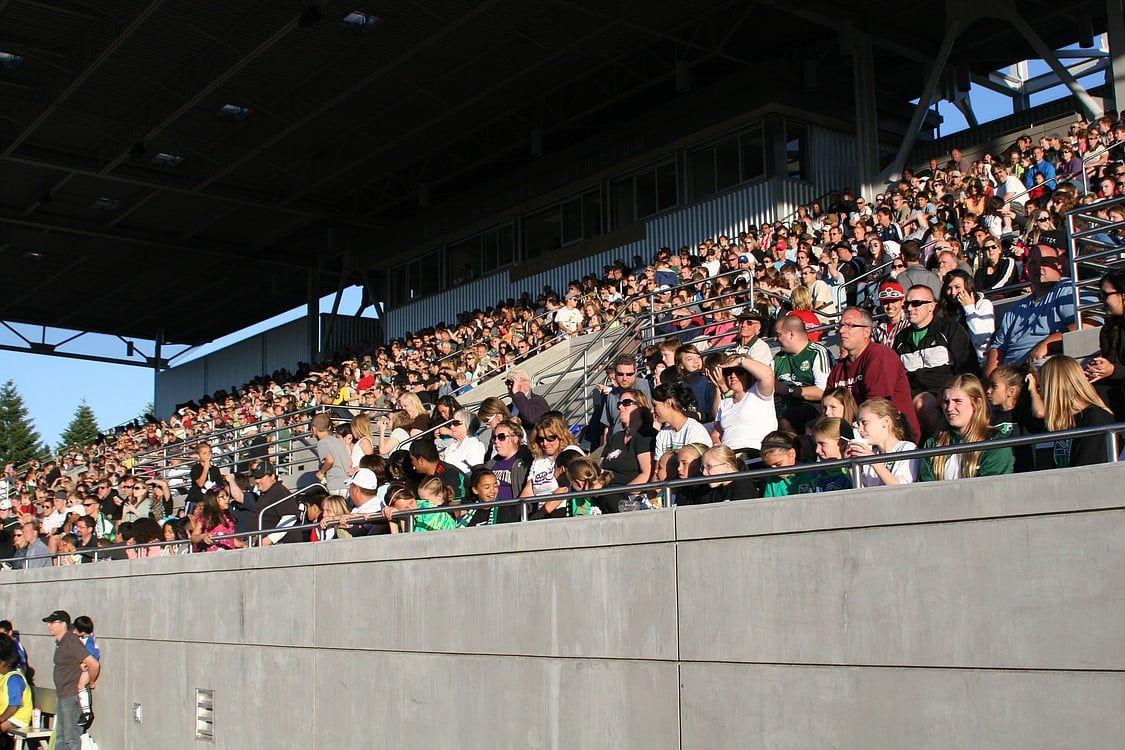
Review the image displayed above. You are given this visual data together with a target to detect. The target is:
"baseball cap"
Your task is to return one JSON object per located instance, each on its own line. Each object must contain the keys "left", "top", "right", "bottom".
{"left": 878, "top": 282, "right": 906, "bottom": 301}
{"left": 346, "top": 468, "right": 379, "bottom": 491}
{"left": 0, "top": 500, "right": 11, "bottom": 510}
{"left": 1036, "top": 229, "right": 1066, "bottom": 252}
{"left": 42, "top": 610, "right": 70, "bottom": 624}
{"left": 250, "top": 462, "right": 277, "bottom": 479}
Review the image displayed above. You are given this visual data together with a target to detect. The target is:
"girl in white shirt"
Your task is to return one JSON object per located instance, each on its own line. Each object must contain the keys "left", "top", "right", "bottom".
{"left": 845, "top": 398, "right": 919, "bottom": 486}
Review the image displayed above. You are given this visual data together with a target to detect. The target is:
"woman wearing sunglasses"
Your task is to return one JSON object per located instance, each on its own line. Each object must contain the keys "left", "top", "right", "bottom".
{"left": 439, "top": 409, "right": 486, "bottom": 473}
{"left": 519, "top": 411, "right": 583, "bottom": 517}
{"left": 600, "top": 389, "right": 658, "bottom": 488}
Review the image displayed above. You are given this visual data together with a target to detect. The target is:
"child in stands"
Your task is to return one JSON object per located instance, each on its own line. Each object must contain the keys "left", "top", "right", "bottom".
{"left": 73, "top": 615, "right": 99, "bottom": 730}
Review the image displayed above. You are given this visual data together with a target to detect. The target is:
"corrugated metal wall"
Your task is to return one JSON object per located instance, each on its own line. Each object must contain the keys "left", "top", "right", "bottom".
{"left": 808, "top": 124, "right": 859, "bottom": 194}
{"left": 155, "top": 358, "right": 205, "bottom": 418}
{"left": 321, "top": 315, "right": 382, "bottom": 356}
{"left": 154, "top": 318, "right": 310, "bottom": 418}
{"left": 645, "top": 180, "right": 778, "bottom": 251}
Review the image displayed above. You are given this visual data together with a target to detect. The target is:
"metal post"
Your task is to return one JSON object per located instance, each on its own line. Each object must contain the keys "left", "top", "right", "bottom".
{"left": 663, "top": 485, "right": 673, "bottom": 508}
{"left": 1109, "top": 0, "right": 1125, "bottom": 113}
{"left": 520, "top": 500, "right": 528, "bottom": 522}
{"left": 1108, "top": 430, "right": 1120, "bottom": 463}
{"left": 849, "top": 460, "right": 863, "bottom": 490}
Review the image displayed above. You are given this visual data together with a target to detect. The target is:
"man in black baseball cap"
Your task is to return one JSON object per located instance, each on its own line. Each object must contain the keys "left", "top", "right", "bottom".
{"left": 44, "top": 609, "right": 98, "bottom": 750}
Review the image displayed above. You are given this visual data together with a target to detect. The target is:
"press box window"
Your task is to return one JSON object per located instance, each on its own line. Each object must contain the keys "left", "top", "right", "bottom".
{"left": 688, "top": 125, "right": 765, "bottom": 201}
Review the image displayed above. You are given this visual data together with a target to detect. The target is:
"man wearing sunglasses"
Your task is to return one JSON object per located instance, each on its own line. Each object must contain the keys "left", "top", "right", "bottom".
{"left": 893, "top": 285, "right": 981, "bottom": 438}
{"left": 599, "top": 355, "right": 651, "bottom": 442}
{"left": 984, "top": 231, "right": 1097, "bottom": 377}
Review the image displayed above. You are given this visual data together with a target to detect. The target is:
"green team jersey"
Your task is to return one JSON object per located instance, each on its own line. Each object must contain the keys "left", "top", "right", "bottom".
{"left": 773, "top": 342, "right": 832, "bottom": 413}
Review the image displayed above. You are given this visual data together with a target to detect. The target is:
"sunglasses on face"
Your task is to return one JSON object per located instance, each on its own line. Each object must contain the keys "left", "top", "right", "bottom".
{"left": 618, "top": 399, "right": 638, "bottom": 408}
{"left": 614, "top": 370, "right": 636, "bottom": 377}
{"left": 905, "top": 300, "right": 933, "bottom": 308}
{"left": 535, "top": 435, "right": 560, "bottom": 443}
{"left": 493, "top": 433, "right": 514, "bottom": 441}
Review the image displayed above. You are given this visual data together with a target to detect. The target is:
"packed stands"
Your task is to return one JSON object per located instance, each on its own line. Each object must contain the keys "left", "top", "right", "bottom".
{"left": 2, "top": 110, "right": 1125, "bottom": 567}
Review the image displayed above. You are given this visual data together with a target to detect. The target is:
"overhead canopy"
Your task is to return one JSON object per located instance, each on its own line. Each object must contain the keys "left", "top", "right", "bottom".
{"left": 0, "top": 0, "right": 1112, "bottom": 345}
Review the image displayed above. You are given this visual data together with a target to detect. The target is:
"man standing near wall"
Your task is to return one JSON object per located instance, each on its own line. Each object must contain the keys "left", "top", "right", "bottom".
{"left": 43, "top": 610, "right": 98, "bottom": 750}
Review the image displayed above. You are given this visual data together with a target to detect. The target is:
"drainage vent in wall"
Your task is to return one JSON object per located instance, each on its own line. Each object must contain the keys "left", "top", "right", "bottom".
{"left": 195, "top": 688, "right": 215, "bottom": 742}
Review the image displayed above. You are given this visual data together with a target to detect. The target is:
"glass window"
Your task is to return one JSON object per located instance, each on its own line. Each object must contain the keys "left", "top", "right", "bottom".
{"left": 522, "top": 188, "right": 602, "bottom": 257}
{"left": 611, "top": 177, "right": 635, "bottom": 229}
{"left": 739, "top": 129, "right": 765, "bottom": 182}
{"left": 785, "top": 120, "right": 807, "bottom": 180}
{"left": 715, "top": 138, "right": 740, "bottom": 191}
{"left": 611, "top": 161, "right": 677, "bottom": 228}
{"left": 656, "top": 162, "right": 678, "bottom": 212}
{"left": 688, "top": 123, "right": 766, "bottom": 201}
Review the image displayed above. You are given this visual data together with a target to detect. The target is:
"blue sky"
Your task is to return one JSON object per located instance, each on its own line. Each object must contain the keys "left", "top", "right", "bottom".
{"left": 0, "top": 44, "right": 1110, "bottom": 449}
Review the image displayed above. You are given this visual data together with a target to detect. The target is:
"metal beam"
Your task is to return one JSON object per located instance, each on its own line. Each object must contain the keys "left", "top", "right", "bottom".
{"left": 4, "top": 148, "right": 379, "bottom": 229}
{"left": 0, "top": 340, "right": 166, "bottom": 368}
{"left": 98, "top": 3, "right": 307, "bottom": 175}
{"left": 1004, "top": 6, "right": 1102, "bottom": 119}
{"left": 0, "top": 203, "right": 306, "bottom": 267}
{"left": 188, "top": 0, "right": 504, "bottom": 196}
{"left": 255, "top": 11, "right": 635, "bottom": 224}
{"left": 1, "top": 0, "right": 167, "bottom": 158}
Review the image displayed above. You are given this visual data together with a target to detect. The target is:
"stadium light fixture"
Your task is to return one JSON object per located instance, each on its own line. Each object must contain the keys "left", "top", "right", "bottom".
{"left": 217, "top": 104, "right": 253, "bottom": 121}
{"left": 341, "top": 11, "right": 382, "bottom": 31}
{"left": 152, "top": 152, "right": 184, "bottom": 167}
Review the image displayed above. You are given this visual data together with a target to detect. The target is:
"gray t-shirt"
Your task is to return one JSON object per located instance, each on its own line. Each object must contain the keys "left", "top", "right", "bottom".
{"left": 317, "top": 435, "right": 351, "bottom": 492}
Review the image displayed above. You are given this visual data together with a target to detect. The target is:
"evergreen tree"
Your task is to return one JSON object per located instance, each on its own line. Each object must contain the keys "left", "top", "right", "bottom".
{"left": 58, "top": 400, "right": 100, "bottom": 452}
{"left": 0, "top": 380, "right": 46, "bottom": 466}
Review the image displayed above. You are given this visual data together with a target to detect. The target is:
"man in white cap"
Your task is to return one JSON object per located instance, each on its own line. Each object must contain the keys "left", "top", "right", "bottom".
{"left": 345, "top": 468, "right": 390, "bottom": 536}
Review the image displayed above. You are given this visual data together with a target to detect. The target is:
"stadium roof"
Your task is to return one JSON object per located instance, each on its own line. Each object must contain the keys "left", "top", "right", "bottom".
{"left": 0, "top": 0, "right": 1112, "bottom": 346}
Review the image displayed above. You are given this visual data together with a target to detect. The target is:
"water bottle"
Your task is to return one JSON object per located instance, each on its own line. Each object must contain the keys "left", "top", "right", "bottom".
{"left": 32, "top": 708, "right": 40, "bottom": 728}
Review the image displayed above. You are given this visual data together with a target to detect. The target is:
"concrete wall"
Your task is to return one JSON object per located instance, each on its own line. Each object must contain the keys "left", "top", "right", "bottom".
{"left": 2, "top": 463, "right": 1122, "bottom": 749}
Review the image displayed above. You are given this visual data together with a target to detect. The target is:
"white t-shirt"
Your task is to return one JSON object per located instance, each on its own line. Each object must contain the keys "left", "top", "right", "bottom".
{"left": 526, "top": 445, "right": 585, "bottom": 497}
{"left": 859, "top": 440, "right": 919, "bottom": 486}
{"left": 715, "top": 383, "right": 778, "bottom": 451}
{"left": 654, "top": 419, "right": 711, "bottom": 460}
{"left": 441, "top": 437, "right": 486, "bottom": 473}
{"left": 554, "top": 306, "right": 584, "bottom": 334}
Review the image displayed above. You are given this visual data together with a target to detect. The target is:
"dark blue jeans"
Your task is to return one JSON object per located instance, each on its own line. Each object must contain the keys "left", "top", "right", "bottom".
{"left": 55, "top": 694, "right": 82, "bottom": 750}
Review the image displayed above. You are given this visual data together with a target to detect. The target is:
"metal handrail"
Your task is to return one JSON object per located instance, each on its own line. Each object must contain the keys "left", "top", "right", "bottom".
{"left": 254, "top": 483, "right": 325, "bottom": 547}
{"left": 1065, "top": 195, "right": 1125, "bottom": 327}
{"left": 2, "top": 420, "right": 1120, "bottom": 569}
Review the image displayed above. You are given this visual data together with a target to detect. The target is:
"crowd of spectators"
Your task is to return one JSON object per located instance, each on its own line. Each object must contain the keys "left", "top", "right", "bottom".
{"left": 2, "top": 111, "right": 1125, "bottom": 566}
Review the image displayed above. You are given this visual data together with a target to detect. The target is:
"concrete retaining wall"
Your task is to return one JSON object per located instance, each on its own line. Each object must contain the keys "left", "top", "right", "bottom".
{"left": 2, "top": 463, "right": 1122, "bottom": 749}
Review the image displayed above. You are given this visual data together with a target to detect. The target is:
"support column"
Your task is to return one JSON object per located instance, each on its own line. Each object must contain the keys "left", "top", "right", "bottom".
{"left": 849, "top": 28, "right": 880, "bottom": 201}
{"left": 1108, "top": 0, "right": 1125, "bottom": 114}
{"left": 307, "top": 268, "right": 319, "bottom": 363}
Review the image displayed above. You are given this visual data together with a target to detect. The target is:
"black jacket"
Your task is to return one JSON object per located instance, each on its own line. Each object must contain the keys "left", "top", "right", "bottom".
{"left": 893, "top": 315, "right": 981, "bottom": 396}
